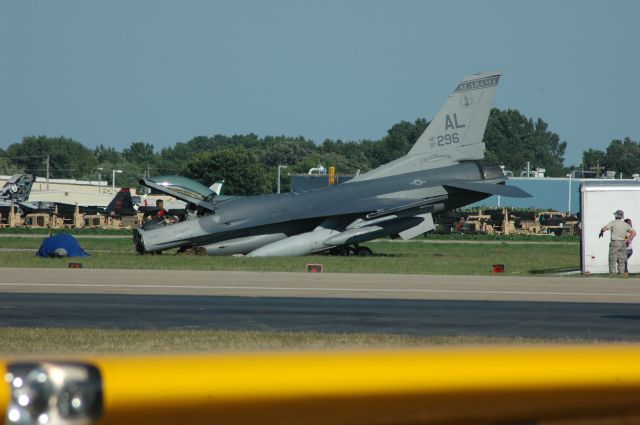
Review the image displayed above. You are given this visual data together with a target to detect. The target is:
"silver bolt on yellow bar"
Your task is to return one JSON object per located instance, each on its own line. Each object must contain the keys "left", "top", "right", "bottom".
{"left": 4, "top": 347, "right": 640, "bottom": 425}
{"left": 4, "top": 363, "right": 102, "bottom": 425}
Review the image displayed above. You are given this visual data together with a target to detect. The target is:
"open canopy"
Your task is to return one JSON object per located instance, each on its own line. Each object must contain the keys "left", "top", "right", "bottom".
{"left": 147, "top": 175, "right": 215, "bottom": 200}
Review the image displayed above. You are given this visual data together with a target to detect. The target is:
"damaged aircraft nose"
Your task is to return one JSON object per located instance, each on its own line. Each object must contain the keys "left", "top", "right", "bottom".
{"left": 133, "top": 229, "right": 146, "bottom": 254}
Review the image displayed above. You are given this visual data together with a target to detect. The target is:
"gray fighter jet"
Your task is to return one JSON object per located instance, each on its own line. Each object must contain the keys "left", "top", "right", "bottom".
{"left": 0, "top": 174, "right": 34, "bottom": 204}
{"left": 134, "top": 71, "right": 530, "bottom": 256}
{"left": 0, "top": 174, "right": 34, "bottom": 217}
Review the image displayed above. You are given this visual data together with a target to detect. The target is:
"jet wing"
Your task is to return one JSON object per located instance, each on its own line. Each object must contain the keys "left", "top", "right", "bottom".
{"left": 223, "top": 194, "right": 449, "bottom": 232}
{"left": 444, "top": 181, "right": 531, "bottom": 198}
{"left": 364, "top": 195, "right": 447, "bottom": 220}
{"left": 18, "top": 201, "right": 55, "bottom": 214}
{"left": 140, "top": 177, "right": 217, "bottom": 212}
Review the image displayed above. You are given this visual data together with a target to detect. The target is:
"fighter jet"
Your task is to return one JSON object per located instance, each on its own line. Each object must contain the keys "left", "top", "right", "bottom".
{"left": 0, "top": 174, "right": 34, "bottom": 204}
{"left": 0, "top": 174, "right": 35, "bottom": 218}
{"left": 134, "top": 71, "right": 530, "bottom": 256}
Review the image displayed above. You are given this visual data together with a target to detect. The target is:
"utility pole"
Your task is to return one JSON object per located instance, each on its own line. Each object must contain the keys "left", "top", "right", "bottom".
{"left": 567, "top": 173, "right": 572, "bottom": 213}
{"left": 590, "top": 160, "right": 604, "bottom": 177}
{"left": 46, "top": 155, "right": 50, "bottom": 190}
{"left": 112, "top": 169, "right": 123, "bottom": 194}
{"left": 277, "top": 165, "right": 288, "bottom": 194}
{"left": 97, "top": 167, "right": 103, "bottom": 194}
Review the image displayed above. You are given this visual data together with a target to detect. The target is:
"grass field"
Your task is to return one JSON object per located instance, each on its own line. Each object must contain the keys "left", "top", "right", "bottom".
{"left": 1, "top": 236, "right": 635, "bottom": 425}
{"left": 0, "top": 327, "right": 591, "bottom": 356}
{"left": 0, "top": 237, "right": 579, "bottom": 275}
{"left": 0, "top": 236, "right": 584, "bottom": 355}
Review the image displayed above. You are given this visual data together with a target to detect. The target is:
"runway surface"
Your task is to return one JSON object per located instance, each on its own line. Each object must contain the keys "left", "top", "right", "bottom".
{"left": 1, "top": 268, "right": 640, "bottom": 340}
{"left": 2, "top": 292, "right": 640, "bottom": 340}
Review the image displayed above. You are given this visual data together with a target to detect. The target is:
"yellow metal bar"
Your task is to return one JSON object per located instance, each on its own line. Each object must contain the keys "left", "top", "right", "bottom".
{"left": 4, "top": 345, "right": 640, "bottom": 425}
{"left": 0, "top": 371, "right": 6, "bottom": 420}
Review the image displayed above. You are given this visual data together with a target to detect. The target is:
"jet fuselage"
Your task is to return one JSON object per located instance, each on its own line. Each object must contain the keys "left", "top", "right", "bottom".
{"left": 133, "top": 162, "right": 501, "bottom": 255}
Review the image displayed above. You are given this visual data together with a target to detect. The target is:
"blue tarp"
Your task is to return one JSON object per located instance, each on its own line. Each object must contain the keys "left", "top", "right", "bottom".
{"left": 36, "top": 233, "right": 90, "bottom": 258}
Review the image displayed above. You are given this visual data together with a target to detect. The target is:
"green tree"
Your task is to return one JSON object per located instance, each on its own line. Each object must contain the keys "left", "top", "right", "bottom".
{"left": 94, "top": 145, "right": 122, "bottom": 164}
{"left": 123, "top": 142, "right": 156, "bottom": 164}
{"left": 181, "top": 147, "right": 271, "bottom": 195}
{"left": 580, "top": 138, "right": 640, "bottom": 177}
{"left": 484, "top": 109, "right": 567, "bottom": 176}
{"left": 259, "top": 137, "right": 317, "bottom": 168}
{"left": 385, "top": 119, "right": 428, "bottom": 158}
{"left": 581, "top": 148, "right": 606, "bottom": 173}
{"left": 603, "top": 137, "right": 640, "bottom": 177}
{"left": 6, "top": 136, "right": 97, "bottom": 179}
{"left": 0, "top": 149, "right": 22, "bottom": 174}
{"left": 161, "top": 134, "right": 262, "bottom": 163}
{"left": 320, "top": 139, "right": 372, "bottom": 173}
{"left": 366, "top": 119, "right": 429, "bottom": 168}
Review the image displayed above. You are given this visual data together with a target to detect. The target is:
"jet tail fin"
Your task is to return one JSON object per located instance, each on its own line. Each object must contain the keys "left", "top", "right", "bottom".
{"left": 351, "top": 71, "right": 501, "bottom": 182}
{"left": 408, "top": 71, "right": 500, "bottom": 160}
{"left": 105, "top": 188, "right": 137, "bottom": 216}
{"left": 0, "top": 174, "right": 34, "bottom": 202}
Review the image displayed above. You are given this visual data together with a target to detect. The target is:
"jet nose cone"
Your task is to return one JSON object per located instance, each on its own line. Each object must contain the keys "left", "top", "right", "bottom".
{"left": 133, "top": 229, "right": 146, "bottom": 254}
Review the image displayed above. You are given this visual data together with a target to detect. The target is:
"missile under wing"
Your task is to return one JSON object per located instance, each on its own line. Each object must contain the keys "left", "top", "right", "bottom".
{"left": 134, "top": 71, "right": 530, "bottom": 256}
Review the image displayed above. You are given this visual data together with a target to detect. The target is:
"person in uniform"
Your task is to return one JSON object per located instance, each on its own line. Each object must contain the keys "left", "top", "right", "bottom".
{"left": 600, "top": 210, "right": 636, "bottom": 275}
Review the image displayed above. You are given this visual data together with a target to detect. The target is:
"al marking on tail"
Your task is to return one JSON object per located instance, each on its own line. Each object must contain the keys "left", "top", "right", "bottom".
{"left": 351, "top": 71, "right": 501, "bottom": 182}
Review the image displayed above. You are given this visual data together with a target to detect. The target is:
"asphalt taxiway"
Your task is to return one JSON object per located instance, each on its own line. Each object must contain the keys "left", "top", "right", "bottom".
{"left": 1, "top": 268, "right": 639, "bottom": 340}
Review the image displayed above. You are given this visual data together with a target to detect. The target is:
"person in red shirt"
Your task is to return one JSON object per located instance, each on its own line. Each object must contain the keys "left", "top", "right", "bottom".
{"left": 155, "top": 199, "right": 167, "bottom": 219}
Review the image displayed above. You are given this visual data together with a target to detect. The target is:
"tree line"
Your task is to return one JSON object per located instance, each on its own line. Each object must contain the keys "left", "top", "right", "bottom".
{"left": 1, "top": 108, "right": 637, "bottom": 195}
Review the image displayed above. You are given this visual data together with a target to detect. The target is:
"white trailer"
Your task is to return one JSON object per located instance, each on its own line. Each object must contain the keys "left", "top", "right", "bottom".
{"left": 581, "top": 181, "right": 640, "bottom": 274}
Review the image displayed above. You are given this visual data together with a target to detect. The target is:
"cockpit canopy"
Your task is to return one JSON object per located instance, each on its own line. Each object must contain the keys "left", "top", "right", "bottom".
{"left": 147, "top": 175, "right": 215, "bottom": 201}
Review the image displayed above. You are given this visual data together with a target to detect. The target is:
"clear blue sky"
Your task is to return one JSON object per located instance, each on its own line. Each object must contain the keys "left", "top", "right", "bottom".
{"left": 1, "top": 0, "right": 638, "bottom": 167}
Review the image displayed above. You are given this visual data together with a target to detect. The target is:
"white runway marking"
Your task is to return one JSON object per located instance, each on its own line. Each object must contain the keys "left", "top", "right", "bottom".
{"left": 1, "top": 282, "right": 639, "bottom": 298}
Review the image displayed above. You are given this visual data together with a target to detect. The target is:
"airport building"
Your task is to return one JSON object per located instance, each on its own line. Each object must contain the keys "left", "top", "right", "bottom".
{"left": 469, "top": 177, "right": 640, "bottom": 213}
{"left": 0, "top": 175, "right": 136, "bottom": 206}
{"left": 470, "top": 177, "right": 579, "bottom": 213}
{"left": 290, "top": 174, "right": 639, "bottom": 214}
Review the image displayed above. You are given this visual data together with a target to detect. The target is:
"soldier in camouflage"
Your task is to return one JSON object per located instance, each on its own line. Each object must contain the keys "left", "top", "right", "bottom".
{"left": 600, "top": 210, "right": 636, "bottom": 276}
